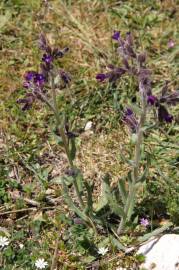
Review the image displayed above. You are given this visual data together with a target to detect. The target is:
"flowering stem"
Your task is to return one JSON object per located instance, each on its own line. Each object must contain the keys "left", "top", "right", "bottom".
{"left": 117, "top": 94, "right": 147, "bottom": 235}
{"left": 42, "top": 73, "right": 85, "bottom": 210}
{"left": 44, "top": 77, "right": 98, "bottom": 232}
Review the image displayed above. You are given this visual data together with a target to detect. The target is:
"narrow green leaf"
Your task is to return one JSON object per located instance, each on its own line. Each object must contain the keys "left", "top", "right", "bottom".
{"left": 118, "top": 178, "right": 127, "bottom": 204}
{"left": 138, "top": 223, "right": 173, "bottom": 243}
{"left": 94, "top": 178, "right": 108, "bottom": 212}
{"left": 110, "top": 235, "right": 126, "bottom": 251}
{"left": 76, "top": 171, "right": 84, "bottom": 194}
{"left": 103, "top": 174, "right": 126, "bottom": 218}
{"left": 84, "top": 181, "right": 94, "bottom": 214}
{"left": 61, "top": 177, "right": 88, "bottom": 222}
{"left": 69, "top": 138, "right": 76, "bottom": 161}
{"left": 137, "top": 166, "right": 148, "bottom": 183}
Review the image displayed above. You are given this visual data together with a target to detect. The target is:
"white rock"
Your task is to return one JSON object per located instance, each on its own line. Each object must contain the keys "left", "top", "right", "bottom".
{"left": 137, "top": 234, "right": 179, "bottom": 270}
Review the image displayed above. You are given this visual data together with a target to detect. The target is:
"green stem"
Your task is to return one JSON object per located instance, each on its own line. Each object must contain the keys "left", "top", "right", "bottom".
{"left": 50, "top": 74, "right": 85, "bottom": 209}
{"left": 42, "top": 74, "right": 97, "bottom": 232}
{"left": 117, "top": 94, "right": 147, "bottom": 235}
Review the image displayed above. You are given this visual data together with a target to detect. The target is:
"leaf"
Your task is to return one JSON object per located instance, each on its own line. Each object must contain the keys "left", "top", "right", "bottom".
{"left": 138, "top": 222, "right": 173, "bottom": 243}
{"left": 52, "top": 133, "right": 64, "bottom": 146}
{"left": 83, "top": 255, "right": 96, "bottom": 264}
{"left": 69, "top": 138, "right": 76, "bottom": 161}
{"left": 94, "top": 178, "right": 109, "bottom": 212}
{"left": 84, "top": 181, "right": 94, "bottom": 214}
{"left": 76, "top": 171, "right": 84, "bottom": 194}
{"left": 61, "top": 177, "right": 88, "bottom": 222}
{"left": 108, "top": 197, "right": 126, "bottom": 218}
{"left": 97, "top": 237, "right": 110, "bottom": 248}
{"left": 120, "top": 150, "right": 135, "bottom": 166}
{"left": 110, "top": 235, "right": 126, "bottom": 251}
{"left": 137, "top": 167, "right": 148, "bottom": 183}
{"left": 118, "top": 178, "right": 128, "bottom": 204}
{"left": 103, "top": 174, "right": 126, "bottom": 218}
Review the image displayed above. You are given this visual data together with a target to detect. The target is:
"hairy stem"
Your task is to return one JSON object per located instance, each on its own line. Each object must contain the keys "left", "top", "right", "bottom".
{"left": 117, "top": 94, "right": 147, "bottom": 235}
{"left": 49, "top": 74, "right": 85, "bottom": 209}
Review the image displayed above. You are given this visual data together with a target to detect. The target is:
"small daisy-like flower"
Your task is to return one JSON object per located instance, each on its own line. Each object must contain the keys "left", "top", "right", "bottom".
{"left": 140, "top": 218, "right": 149, "bottom": 227}
{"left": 35, "top": 258, "right": 48, "bottom": 269}
{"left": 19, "top": 243, "right": 24, "bottom": 249}
{"left": 0, "top": 236, "right": 10, "bottom": 247}
{"left": 97, "top": 247, "right": 109, "bottom": 256}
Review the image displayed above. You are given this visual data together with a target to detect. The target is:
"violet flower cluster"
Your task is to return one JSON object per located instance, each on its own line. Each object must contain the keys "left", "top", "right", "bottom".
{"left": 96, "top": 31, "right": 179, "bottom": 130}
{"left": 17, "top": 34, "right": 70, "bottom": 110}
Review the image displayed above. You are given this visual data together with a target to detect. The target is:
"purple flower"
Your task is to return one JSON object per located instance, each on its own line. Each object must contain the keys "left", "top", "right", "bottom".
{"left": 158, "top": 105, "right": 173, "bottom": 123}
{"left": 126, "top": 108, "right": 133, "bottom": 115}
{"left": 60, "top": 70, "right": 71, "bottom": 84}
{"left": 112, "top": 31, "right": 120, "bottom": 41}
{"left": 164, "top": 114, "right": 173, "bottom": 123}
{"left": 140, "top": 218, "right": 149, "bottom": 227}
{"left": 23, "top": 81, "right": 31, "bottom": 89}
{"left": 96, "top": 73, "right": 107, "bottom": 82}
{"left": 34, "top": 73, "right": 46, "bottom": 86}
{"left": 168, "top": 39, "right": 175, "bottom": 49}
{"left": 24, "top": 71, "right": 36, "bottom": 81}
{"left": 123, "top": 108, "right": 138, "bottom": 133}
{"left": 42, "top": 53, "right": 53, "bottom": 64}
{"left": 147, "top": 95, "right": 157, "bottom": 106}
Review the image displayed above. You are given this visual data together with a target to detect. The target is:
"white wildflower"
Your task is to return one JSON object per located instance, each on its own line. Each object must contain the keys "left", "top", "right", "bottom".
{"left": 19, "top": 243, "right": 24, "bottom": 249}
{"left": 0, "top": 236, "right": 9, "bottom": 247}
{"left": 97, "top": 246, "right": 108, "bottom": 256}
{"left": 35, "top": 258, "right": 48, "bottom": 269}
{"left": 84, "top": 121, "right": 92, "bottom": 131}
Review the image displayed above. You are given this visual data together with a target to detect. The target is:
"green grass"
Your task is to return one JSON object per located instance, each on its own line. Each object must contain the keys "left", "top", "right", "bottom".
{"left": 0, "top": 0, "right": 179, "bottom": 269}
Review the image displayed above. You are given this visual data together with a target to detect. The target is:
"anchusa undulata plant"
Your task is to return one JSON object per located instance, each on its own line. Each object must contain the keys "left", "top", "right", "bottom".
{"left": 17, "top": 34, "right": 97, "bottom": 232}
{"left": 96, "top": 31, "right": 179, "bottom": 234}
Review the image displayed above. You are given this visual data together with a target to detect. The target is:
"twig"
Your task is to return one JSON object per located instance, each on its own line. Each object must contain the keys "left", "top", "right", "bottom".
{"left": 0, "top": 206, "right": 56, "bottom": 216}
{"left": 0, "top": 208, "right": 37, "bottom": 216}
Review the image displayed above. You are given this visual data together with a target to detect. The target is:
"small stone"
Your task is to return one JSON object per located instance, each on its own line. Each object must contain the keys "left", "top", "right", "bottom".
{"left": 137, "top": 234, "right": 179, "bottom": 270}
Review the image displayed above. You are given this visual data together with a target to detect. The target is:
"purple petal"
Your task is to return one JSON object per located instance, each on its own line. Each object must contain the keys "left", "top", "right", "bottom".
{"left": 158, "top": 105, "right": 173, "bottom": 123}
{"left": 96, "top": 73, "right": 107, "bottom": 82}
{"left": 123, "top": 108, "right": 138, "bottom": 132}
{"left": 147, "top": 95, "right": 157, "bottom": 106}
{"left": 42, "top": 53, "right": 53, "bottom": 64}
{"left": 34, "top": 73, "right": 46, "bottom": 86}
{"left": 60, "top": 70, "right": 71, "bottom": 84}
{"left": 140, "top": 218, "right": 149, "bottom": 227}
{"left": 112, "top": 31, "right": 120, "bottom": 41}
{"left": 164, "top": 114, "right": 173, "bottom": 123}
{"left": 168, "top": 39, "right": 175, "bottom": 49}
{"left": 24, "top": 71, "right": 36, "bottom": 81}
